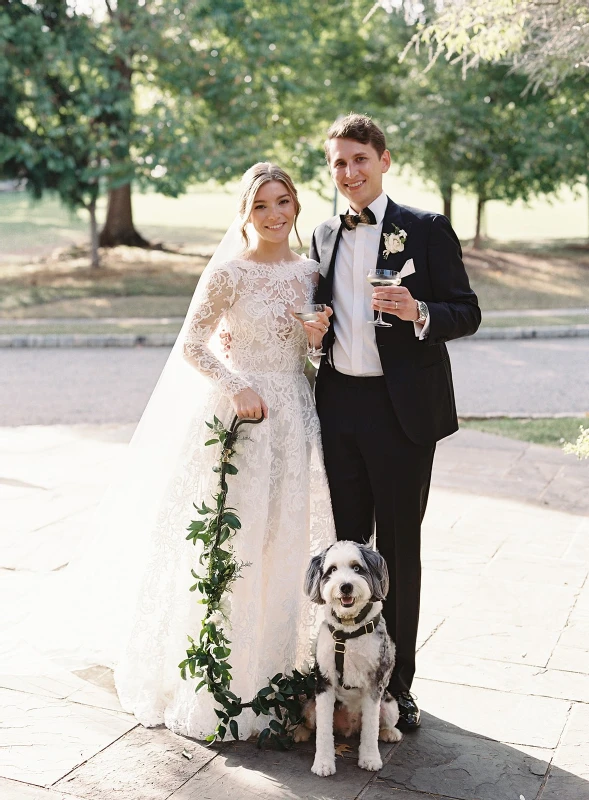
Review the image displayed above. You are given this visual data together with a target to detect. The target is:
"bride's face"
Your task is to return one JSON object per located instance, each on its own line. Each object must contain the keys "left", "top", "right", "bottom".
{"left": 249, "top": 180, "right": 296, "bottom": 244}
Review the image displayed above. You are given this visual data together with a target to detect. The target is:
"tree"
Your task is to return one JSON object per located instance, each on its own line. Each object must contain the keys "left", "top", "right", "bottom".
{"left": 400, "top": 63, "right": 571, "bottom": 242}
{"left": 548, "top": 81, "right": 589, "bottom": 239}
{"left": 0, "top": 1, "right": 129, "bottom": 266}
{"left": 398, "top": 0, "right": 588, "bottom": 89}
{"left": 1, "top": 0, "right": 348, "bottom": 256}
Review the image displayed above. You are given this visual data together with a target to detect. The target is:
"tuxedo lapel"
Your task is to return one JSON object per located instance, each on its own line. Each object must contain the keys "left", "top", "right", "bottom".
{"left": 376, "top": 199, "right": 412, "bottom": 273}
{"left": 319, "top": 218, "right": 343, "bottom": 300}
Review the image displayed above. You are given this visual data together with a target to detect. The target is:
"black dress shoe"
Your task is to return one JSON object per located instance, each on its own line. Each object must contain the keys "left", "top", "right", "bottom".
{"left": 395, "top": 691, "right": 421, "bottom": 731}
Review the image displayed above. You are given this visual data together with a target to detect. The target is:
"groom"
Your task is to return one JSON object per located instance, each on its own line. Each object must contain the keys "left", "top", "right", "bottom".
{"left": 311, "top": 114, "right": 481, "bottom": 731}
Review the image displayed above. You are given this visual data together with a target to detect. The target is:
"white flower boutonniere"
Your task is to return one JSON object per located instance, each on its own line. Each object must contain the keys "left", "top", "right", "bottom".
{"left": 382, "top": 226, "right": 407, "bottom": 258}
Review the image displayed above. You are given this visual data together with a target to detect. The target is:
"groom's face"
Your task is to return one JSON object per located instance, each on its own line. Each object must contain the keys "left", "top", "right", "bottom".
{"left": 326, "top": 137, "right": 391, "bottom": 212}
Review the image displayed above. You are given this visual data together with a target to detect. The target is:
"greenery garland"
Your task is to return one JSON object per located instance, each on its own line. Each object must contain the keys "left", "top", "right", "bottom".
{"left": 179, "top": 415, "right": 317, "bottom": 748}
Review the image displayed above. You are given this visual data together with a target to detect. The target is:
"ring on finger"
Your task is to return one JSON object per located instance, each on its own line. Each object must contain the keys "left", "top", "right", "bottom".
{"left": 394, "top": 301, "right": 398, "bottom": 310}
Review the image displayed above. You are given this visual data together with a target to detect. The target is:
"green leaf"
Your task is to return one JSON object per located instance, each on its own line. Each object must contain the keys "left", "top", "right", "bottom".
{"left": 222, "top": 512, "right": 241, "bottom": 529}
{"left": 205, "top": 438, "right": 219, "bottom": 446}
{"left": 218, "top": 724, "right": 226, "bottom": 739}
{"left": 225, "top": 463, "right": 238, "bottom": 476}
{"left": 230, "top": 719, "right": 239, "bottom": 739}
{"left": 257, "top": 728, "right": 271, "bottom": 749}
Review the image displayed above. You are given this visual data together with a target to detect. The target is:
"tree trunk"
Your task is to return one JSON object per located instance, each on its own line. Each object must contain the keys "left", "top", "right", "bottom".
{"left": 99, "top": 184, "right": 149, "bottom": 248}
{"left": 88, "top": 197, "right": 100, "bottom": 268}
{"left": 473, "top": 195, "right": 486, "bottom": 249}
{"left": 442, "top": 185, "right": 453, "bottom": 224}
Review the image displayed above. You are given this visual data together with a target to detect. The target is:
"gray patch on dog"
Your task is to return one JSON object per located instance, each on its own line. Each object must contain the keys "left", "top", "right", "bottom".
{"left": 357, "top": 543, "right": 389, "bottom": 601}
{"left": 304, "top": 545, "right": 333, "bottom": 604}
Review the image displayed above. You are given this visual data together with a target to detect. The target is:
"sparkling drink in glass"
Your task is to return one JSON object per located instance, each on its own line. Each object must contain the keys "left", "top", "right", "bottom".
{"left": 292, "top": 303, "right": 327, "bottom": 357}
{"left": 367, "top": 269, "right": 401, "bottom": 327}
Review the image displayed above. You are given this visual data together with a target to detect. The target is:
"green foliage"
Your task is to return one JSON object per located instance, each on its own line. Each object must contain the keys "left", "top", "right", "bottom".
{"left": 2, "top": 0, "right": 586, "bottom": 244}
{"left": 563, "top": 426, "right": 589, "bottom": 460}
{"left": 180, "top": 414, "right": 317, "bottom": 747}
{"left": 378, "top": 48, "right": 583, "bottom": 225}
{"left": 0, "top": 2, "right": 114, "bottom": 211}
{"left": 400, "top": 0, "right": 589, "bottom": 88}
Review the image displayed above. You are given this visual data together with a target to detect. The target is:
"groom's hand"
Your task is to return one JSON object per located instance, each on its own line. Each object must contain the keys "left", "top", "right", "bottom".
{"left": 372, "top": 286, "right": 419, "bottom": 322}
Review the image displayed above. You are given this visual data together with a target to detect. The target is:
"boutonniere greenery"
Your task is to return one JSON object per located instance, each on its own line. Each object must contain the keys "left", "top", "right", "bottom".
{"left": 382, "top": 225, "right": 407, "bottom": 258}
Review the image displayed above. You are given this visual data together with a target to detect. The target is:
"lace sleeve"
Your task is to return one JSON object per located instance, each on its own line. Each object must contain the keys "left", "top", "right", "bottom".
{"left": 182, "top": 262, "right": 251, "bottom": 397}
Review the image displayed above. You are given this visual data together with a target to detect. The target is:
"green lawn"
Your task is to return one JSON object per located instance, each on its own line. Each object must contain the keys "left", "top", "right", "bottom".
{"left": 481, "top": 314, "right": 589, "bottom": 328}
{"left": 460, "top": 417, "right": 588, "bottom": 448}
{"left": 1, "top": 176, "right": 588, "bottom": 321}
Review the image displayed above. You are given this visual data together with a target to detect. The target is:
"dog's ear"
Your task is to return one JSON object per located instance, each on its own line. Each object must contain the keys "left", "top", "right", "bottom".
{"left": 304, "top": 553, "right": 325, "bottom": 604}
{"left": 360, "top": 545, "right": 389, "bottom": 601}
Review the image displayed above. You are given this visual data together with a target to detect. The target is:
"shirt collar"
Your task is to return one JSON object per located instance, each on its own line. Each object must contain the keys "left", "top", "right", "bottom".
{"left": 347, "top": 192, "right": 387, "bottom": 226}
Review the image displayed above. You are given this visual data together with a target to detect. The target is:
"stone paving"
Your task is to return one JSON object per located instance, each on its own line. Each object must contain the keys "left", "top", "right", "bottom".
{"left": 0, "top": 425, "right": 588, "bottom": 800}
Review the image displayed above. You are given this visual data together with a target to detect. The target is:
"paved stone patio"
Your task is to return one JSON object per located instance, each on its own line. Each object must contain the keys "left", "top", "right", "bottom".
{"left": 0, "top": 425, "right": 588, "bottom": 800}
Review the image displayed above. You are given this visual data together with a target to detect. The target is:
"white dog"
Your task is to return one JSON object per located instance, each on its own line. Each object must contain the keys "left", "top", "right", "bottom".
{"left": 295, "top": 541, "right": 402, "bottom": 776}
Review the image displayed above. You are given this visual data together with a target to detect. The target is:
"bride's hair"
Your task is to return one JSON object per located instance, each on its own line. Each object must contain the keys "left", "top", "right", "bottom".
{"left": 238, "top": 162, "right": 302, "bottom": 248}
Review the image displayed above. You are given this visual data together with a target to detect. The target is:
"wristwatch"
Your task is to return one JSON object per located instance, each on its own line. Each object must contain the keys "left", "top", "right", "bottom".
{"left": 415, "top": 300, "right": 429, "bottom": 325}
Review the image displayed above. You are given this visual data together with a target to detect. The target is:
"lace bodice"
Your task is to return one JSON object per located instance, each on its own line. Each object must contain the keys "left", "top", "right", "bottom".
{"left": 183, "top": 257, "right": 319, "bottom": 396}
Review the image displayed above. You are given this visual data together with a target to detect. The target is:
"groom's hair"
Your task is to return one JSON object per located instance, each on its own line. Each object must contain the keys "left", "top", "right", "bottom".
{"left": 325, "top": 114, "right": 387, "bottom": 161}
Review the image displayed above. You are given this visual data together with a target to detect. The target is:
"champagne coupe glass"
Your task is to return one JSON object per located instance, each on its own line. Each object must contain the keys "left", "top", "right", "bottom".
{"left": 292, "top": 303, "right": 327, "bottom": 358}
{"left": 367, "top": 268, "right": 401, "bottom": 328}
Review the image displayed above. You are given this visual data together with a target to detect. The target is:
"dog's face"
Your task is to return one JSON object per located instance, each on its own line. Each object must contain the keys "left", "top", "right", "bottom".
{"left": 304, "top": 541, "right": 389, "bottom": 617}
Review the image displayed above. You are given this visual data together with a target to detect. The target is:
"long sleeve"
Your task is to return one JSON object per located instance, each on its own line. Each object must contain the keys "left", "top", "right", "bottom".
{"left": 425, "top": 215, "right": 482, "bottom": 345}
{"left": 183, "top": 262, "right": 250, "bottom": 397}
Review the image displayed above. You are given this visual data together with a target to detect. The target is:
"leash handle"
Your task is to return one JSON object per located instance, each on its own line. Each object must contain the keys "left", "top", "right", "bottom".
{"left": 229, "top": 414, "right": 265, "bottom": 435}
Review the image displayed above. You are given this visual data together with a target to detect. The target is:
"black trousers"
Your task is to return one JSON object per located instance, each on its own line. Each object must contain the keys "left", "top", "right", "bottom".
{"left": 315, "top": 364, "right": 435, "bottom": 695}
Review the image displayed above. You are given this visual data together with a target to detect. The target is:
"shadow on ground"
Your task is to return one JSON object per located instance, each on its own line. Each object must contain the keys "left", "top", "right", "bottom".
{"left": 39, "top": 710, "right": 585, "bottom": 800}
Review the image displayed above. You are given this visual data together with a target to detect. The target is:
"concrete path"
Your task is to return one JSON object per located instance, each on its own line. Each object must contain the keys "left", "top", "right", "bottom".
{"left": 1, "top": 339, "right": 588, "bottom": 426}
{"left": 0, "top": 425, "right": 587, "bottom": 799}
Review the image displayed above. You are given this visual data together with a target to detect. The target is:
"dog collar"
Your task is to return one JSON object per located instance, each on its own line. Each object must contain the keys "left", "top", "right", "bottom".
{"left": 327, "top": 612, "right": 381, "bottom": 687}
{"left": 330, "top": 601, "right": 374, "bottom": 627}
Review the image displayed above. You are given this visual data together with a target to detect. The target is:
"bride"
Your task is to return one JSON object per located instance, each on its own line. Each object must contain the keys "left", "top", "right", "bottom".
{"left": 43, "top": 162, "right": 336, "bottom": 741}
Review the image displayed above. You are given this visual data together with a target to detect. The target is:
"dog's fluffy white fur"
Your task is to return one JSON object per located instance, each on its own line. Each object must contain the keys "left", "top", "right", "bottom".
{"left": 295, "top": 541, "right": 402, "bottom": 776}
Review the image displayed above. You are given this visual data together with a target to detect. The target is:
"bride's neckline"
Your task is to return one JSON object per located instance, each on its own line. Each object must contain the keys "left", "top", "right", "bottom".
{"left": 233, "top": 256, "right": 314, "bottom": 267}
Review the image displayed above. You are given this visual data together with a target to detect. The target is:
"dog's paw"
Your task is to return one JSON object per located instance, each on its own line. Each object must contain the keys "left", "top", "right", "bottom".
{"left": 293, "top": 724, "right": 312, "bottom": 743}
{"left": 358, "top": 751, "right": 383, "bottom": 772}
{"left": 379, "top": 726, "right": 403, "bottom": 743}
{"left": 311, "top": 756, "right": 336, "bottom": 776}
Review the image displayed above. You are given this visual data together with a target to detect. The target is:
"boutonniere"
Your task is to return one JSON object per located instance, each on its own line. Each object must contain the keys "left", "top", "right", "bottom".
{"left": 382, "top": 225, "right": 407, "bottom": 258}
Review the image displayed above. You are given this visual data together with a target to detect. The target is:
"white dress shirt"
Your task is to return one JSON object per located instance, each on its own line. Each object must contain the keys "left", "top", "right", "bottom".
{"left": 332, "top": 192, "right": 428, "bottom": 377}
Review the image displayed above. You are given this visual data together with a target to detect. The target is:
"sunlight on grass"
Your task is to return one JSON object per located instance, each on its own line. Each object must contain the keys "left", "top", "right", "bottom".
{"left": 460, "top": 417, "right": 589, "bottom": 448}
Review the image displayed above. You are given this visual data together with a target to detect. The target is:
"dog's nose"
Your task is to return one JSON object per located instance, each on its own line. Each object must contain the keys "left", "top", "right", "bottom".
{"left": 340, "top": 583, "right": 353, "bottom": 595}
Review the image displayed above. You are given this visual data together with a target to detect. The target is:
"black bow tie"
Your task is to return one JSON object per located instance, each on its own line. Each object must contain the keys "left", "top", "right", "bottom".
{"left": 340, "top": 207, "right": 377, "bottom": 230}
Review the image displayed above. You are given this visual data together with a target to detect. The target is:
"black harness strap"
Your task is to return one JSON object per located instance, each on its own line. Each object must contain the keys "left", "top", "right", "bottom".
{"left": 327, "top": 613, "right": 381, "bottom": 688}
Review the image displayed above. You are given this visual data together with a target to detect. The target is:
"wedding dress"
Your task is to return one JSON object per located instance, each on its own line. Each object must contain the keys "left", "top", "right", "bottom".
{"left": 110, "top": 255, "right": 336, "bottom": 739}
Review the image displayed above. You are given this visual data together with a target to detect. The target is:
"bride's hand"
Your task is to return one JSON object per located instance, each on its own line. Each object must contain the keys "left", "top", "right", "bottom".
{"left": 302, "top": 306, "right": 333, "bottom": 349}
{"left": 232, "top": 388, "right": 268, "bottom": 420}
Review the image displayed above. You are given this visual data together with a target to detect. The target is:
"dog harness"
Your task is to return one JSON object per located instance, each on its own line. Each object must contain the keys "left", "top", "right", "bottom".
{"left": 328, "top": 604, "right": 381, "bottom": 688}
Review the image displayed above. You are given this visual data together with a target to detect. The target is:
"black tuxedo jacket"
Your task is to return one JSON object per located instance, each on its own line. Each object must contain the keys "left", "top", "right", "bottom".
{"left": 310, "top": 197, "right": 482, "bottom": 446}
